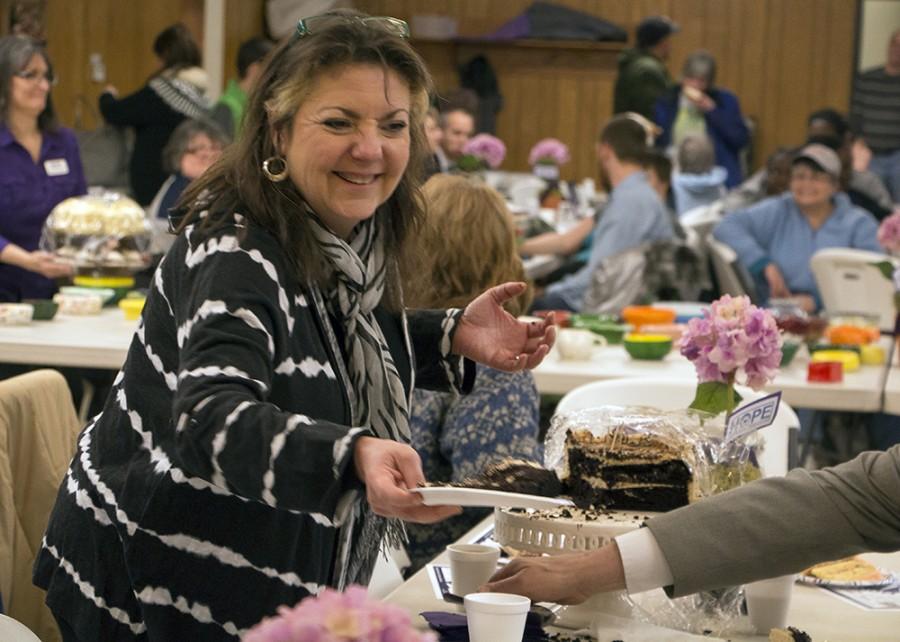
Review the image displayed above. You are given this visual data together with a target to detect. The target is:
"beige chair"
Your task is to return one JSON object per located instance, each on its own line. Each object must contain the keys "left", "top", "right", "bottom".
{"left": 0, "top": 370, "right": 81, "bottom": 642}
{"left": 706, "top": 234, "right": 759, "bottom": 301}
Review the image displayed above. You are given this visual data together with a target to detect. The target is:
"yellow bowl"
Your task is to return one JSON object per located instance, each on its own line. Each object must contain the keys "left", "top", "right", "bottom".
{"left": 811, "top": 349, "right": 860, "bottom": 373}
{"left": 118, "top": 297, "right": 145, "bottom": 321}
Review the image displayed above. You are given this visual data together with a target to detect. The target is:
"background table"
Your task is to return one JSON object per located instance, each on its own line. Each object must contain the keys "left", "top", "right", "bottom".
{"left": 0, "top": 309, "right": 136, "bottom": 369}
{"left": 385, "top": 517, "right": 900, "bottom": 642}
{"left": 533, "top": 338, "right": 895, "bottom": 413}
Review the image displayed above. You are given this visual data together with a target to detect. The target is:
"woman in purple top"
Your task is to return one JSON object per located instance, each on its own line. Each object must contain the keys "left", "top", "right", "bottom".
{"left": 0, "top": 35, "right": 86, "bottom": 302}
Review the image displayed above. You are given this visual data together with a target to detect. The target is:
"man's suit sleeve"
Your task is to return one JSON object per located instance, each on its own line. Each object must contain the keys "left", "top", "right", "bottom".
{"left": 645, "top": 445, "right": 900, "bottom": 597}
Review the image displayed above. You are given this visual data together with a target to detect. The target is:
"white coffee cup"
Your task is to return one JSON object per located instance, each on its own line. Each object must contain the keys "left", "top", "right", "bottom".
{"left": 744, "top": 574, "right": 795, "bottom": 634}
{"left": 556, "top": 328, "right": 606, "bottom": 360}
{"left": 447, "top": 544, "right": 501, "bottom": 597}
{"left": 464, "top": 592, "right": 530, "bottom": 642}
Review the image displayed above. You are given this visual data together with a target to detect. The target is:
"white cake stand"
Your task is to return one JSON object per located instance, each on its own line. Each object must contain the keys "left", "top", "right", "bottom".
{"left": 494, "top": 506, "right": 658, "bottom": 629}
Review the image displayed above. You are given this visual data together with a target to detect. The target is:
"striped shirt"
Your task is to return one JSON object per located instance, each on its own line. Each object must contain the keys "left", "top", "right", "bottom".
{"left": 34, "top": 214, "right": 468, "bottom": 640}
{"left": 851, "top": 67, "right": 900, "bottom": 154}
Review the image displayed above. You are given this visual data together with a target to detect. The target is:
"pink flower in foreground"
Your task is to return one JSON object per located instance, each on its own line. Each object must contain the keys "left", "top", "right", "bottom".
{"left": 878, "top": 210, "right": 900, "bottom": 253}
{"left": 244, "top": 586, "right": 436, "bottom": 642}
{"left": 462, "top": 134, "right": 506, "bottom": 169}
{"left": 678, "top": 294, "right": 783, "bottom": 391}
{"left": 528, "top": 138, "right": 570, "bottom": 166}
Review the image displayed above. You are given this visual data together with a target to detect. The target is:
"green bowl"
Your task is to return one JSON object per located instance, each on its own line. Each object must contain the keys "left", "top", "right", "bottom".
{"left": 23, "top": 298, "right": 58, "bottom": 321}
{"left": 573, "top": 321, "right": 631, "bottom": 344}
{"left": 780, "top": 341, "right": 801, "bottom": 367}
{"left": 624, "top": 336, "right": 673, "bottom": 360}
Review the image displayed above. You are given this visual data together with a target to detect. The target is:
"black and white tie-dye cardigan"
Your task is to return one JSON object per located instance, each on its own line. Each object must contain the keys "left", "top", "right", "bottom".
{"left": 34, "top": 214, "right": 471, "bottom": 641}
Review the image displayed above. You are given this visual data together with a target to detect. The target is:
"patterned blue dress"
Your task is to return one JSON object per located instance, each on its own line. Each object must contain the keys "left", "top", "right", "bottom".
{"left": 406, "top": 366, "right": 542, "bottom": 572}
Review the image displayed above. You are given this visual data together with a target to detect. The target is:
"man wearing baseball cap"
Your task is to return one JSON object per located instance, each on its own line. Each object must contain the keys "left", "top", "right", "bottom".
{"left": 613, "top": 16, "right": 679, "bottom": 120}
{"left": 713, "top": 143, "right": 880, "bottom": 312}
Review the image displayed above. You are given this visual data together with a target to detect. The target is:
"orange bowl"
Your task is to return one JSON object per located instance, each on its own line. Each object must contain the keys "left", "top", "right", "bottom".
{"left": 621, "top": 306, "right": 676, "bottom": 330}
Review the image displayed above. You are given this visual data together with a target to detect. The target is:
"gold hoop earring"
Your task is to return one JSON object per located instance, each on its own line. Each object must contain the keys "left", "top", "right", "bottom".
{"left": 262, "top": 156, "right": 288, "bottom": 182}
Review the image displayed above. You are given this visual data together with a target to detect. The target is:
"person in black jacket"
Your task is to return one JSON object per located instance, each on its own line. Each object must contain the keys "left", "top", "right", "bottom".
{"left": 35, "top": 11, "right": 555, "bottom": 641}
{"left": 99, "top": 23, "right": 210, "bottom": 204}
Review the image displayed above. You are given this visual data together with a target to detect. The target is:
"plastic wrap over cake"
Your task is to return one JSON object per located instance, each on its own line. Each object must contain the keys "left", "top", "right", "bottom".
{"left": 40, "top": 191, "right": 151, "bottom": 274}
{"left": 545, "top": 405, "right": 762, "bottom": 512}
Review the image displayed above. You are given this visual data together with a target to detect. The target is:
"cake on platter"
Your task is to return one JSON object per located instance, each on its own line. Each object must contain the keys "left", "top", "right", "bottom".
{"left": 546, "top": 406, "right": 762, "bottom": 513}
{"left": 41, "top": 191, "right": 151, "bottom": 275}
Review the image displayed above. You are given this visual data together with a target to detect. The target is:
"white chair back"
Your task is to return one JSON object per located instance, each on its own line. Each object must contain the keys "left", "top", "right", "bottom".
{"left": 680, "top": 201, "right": 724, "bottom": 240}
{"left": 0, "top": 615, "right": 42, "bottom": 642}
{"left": 554, "top": 377, "right": 797, "bottom": 476}
{"left": 810, "top": 247, "right": 898, "bottom": 332}
{"left": 707, "top": 234, "right": 758, "bottom": 300}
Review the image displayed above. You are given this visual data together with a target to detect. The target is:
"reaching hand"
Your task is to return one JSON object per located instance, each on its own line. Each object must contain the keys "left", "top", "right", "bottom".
{"left": 353, "top": 436, "right": 461, "bottom": 524}
{"left": 482, "top": 544, "right": 626, "bottom": 604}
{"left": 451, "top": 282, "right": 556, "bottom": 371}
{"left": 852, "top": 139, "right": 872, "bottom": 173}
{"left": 28, "top": 251, "right": 73, "bottom": 279}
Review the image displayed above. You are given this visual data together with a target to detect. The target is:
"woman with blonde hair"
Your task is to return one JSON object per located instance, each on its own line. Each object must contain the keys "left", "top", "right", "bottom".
{"left": 403, "top": 173, "right": 542, "bottom": 572}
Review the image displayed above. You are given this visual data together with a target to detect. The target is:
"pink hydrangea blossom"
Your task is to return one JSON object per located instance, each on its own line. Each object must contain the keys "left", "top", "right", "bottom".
{"left": 528, "top": 138, "right": 570, "bottom": 166}
{"left": 877, "top": 209, "right": 900, "bottom": 253}
{"left": 677, "top": 294, "right": 783, "bottom": 391}
{"left": 461, "top": 134, "right": 506, "bottom": 169}
{"left": 244, "top": 586, "right": 437, "bottom": 642}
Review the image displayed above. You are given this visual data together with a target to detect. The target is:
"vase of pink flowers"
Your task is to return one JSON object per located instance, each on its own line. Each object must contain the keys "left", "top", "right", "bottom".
{"left": 528, "top": 138, "right": 570, "bottom": 181}
{"left": 678, "top": 295, "right": 783, "bottom": 416}
{"left": 877, "top": 209, "right": 900, "bottom": 256}
{"left": 244, "top": 585, "right": 436, "bottom": 642}
{"left": 456, "top": 134, "right": 506, "bottom": 173}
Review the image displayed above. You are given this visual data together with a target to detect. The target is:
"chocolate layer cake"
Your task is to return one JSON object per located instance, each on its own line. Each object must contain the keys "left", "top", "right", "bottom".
{"left": 562, "top": 428, "right": 697, "bottom": 511}
{"left": 428, "top": 459, "right": 563, "bottom": 497}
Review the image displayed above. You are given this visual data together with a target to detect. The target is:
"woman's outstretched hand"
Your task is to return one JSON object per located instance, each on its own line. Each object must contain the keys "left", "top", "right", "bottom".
{"left": 353, "top": 436, "right": 461, "bottom": 523}
{"left": 451, "top": 282, "right": 556, "bottom": 371}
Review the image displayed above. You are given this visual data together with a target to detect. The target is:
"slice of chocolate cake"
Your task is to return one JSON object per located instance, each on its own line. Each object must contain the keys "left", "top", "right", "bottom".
{"left": 562, "top": 428, "right": 697, "bottom": 511}
{"left": 433, "top": 458, "right": 562, "bottom": 497}
{"left": 769, "top": 626, "right": 812, "bottom": 642}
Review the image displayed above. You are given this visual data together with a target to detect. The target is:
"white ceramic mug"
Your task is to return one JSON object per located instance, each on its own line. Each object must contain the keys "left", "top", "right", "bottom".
{"left": 447, "top": 544, "right": 501, "bottom": 597}
{"left": 744, "top": 574, "right": 795, "bottom": 634}
{"left": 556, "top": 328, "right": 607, "bottom": 360}
{"left": 464, "top": 592, "right": 530, "bottom": 642}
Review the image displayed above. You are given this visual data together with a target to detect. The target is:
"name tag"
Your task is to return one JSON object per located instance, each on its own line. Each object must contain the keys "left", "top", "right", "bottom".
{"left": 44, "top": 158, "right": 70, "bottom": 176}
{"left": 724, "top": 391, "right": 781, "bottom": 443}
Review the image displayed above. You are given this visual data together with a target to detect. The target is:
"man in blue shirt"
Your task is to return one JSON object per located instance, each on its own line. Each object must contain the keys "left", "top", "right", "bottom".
{"left": 714, "top": 144, "right": 880, "bottom": 311}
{"left": 532, "top": 115, "right": 675, "bottom": 312}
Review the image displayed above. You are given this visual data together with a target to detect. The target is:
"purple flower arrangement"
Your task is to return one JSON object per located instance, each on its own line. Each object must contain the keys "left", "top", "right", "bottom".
{"left": 877, "top": 209, "right": 900, "bottom": 254}
{"left": 528, "top": 138, "right": 570, "bottom": 167}
{"left": 678, "top": 295, "right": 782, "bottom": 414}
{"left": 244, "top": 586, "right": 436, "bottom": 642}
{"left": 458, "top": 134, "right": 506, "bottom": 171}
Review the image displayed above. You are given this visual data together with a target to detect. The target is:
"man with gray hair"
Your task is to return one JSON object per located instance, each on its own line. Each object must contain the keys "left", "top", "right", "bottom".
{"left": 655, "top": 50, "right": 748, "bottom": 188}
{"left": 671, "top": 134, "right": 726, "bottom": 216}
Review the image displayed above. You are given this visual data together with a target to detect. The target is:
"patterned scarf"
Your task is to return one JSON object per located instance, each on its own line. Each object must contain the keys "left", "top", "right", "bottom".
{"left": 306, "top": 210, "right": 411, "bottom": 587}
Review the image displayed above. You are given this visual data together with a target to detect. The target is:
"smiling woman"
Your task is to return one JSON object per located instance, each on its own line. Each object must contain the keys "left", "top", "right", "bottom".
{"left": 33, "top": 9, "right": 555, "bottom": 642}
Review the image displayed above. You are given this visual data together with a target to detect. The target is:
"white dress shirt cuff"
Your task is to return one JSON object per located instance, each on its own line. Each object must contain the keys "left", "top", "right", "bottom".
{"left": 615, "top": 527, "right": 675, "bottom": 594}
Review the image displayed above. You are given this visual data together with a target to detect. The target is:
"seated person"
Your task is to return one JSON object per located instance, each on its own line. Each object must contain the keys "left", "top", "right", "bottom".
{"left": 806, "top": 136, "right": 892, "bottom": 222}
{"left": 210, "top": 37, "right": 274, "bottom": 139}
{"left": 721, "top": 146, "right": 794, "bottom": 213}
{"left": 671, "top": 135, "right": 727, "bottom": 216}
{"left": 808, "top": 108, "right": 893, "bottom": 215}
{"left": 147, "top": 118, "right": 227, "bottom": 255}
{"left": 654, "top": 50, "right": 749, "bottom": 188}
{"left": 423, "top": 106, "right": 443, "bottom": 178}
{"left": 531, "top": 115, "right": 675, "bottom": 312}
{"left": 714, "top": 144, "right": 880, "bottom": 312}
{"left": 402, "top": 174, "right": 542, "bottom": 573}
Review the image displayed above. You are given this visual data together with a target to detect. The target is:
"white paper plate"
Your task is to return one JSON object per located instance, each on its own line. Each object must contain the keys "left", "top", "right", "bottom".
{"left": 797, "top": 570, "right": 896, "bottom": 589}
{"left": 412, "top": 487, "right": 574, "bottom": 510}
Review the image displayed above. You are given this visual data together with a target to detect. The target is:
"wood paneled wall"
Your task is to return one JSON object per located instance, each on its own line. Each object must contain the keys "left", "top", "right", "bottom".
{"left": 43, "top": 0, "right": 204, "bottom": 130}
{"left": 358, "top": 0, "right": 859, "bottom": 181}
